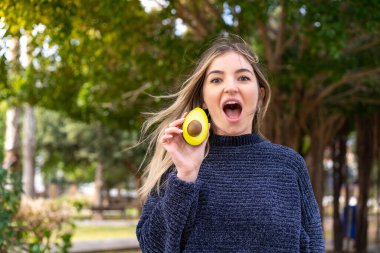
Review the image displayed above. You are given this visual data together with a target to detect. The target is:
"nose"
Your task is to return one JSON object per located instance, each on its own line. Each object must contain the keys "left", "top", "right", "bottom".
{"left": 224, "top": 79, "right": 238, "bottom": 94}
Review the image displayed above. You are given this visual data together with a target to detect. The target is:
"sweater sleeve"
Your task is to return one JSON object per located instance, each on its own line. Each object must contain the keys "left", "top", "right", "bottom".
{"left": 136, "top": 172, "right": 202, "bottom": 253}
{"left": 295, "top": 155, "right": 325, "bottom": 253}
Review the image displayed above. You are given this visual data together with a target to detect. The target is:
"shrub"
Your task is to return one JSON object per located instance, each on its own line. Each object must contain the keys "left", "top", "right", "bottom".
{"left": 58, "top": 195, "right": 92, "bottom": 213}
{"left": 0, "top": 166, "right": 76, "bottom": 253}
{"left": 0, "top": 167, "right": 22, "bottom": 251}
{"left": 12, "top": 198, "right": 76, "bottom": 253}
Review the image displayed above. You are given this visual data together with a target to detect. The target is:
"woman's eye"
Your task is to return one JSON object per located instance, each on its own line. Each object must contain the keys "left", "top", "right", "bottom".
{"left": 210, "top": 78, "right": 222, "bottom": 84}
{"left": 239, "top": 76, "right": 251, "bottom": 81}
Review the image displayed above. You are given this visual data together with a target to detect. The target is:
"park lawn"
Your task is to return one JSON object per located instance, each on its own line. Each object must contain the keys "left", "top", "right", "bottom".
{"left": 72, "top": 224, "right": 137, "bottom": 241}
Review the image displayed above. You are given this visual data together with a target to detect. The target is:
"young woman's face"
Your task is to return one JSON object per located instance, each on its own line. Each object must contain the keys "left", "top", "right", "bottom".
{"left": 202, "top": 51, "right": 263, "bottom": 136}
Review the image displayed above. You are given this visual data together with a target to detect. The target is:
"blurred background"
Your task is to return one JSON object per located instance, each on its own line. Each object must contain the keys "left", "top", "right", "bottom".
{"left": 0, "top": 1, "right": 379, "bottom": 253}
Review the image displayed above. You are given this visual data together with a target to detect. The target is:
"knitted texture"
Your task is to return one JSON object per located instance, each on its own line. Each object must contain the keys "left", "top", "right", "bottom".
{"left": 137, "top": 134, "right": 325, "bottom": 252}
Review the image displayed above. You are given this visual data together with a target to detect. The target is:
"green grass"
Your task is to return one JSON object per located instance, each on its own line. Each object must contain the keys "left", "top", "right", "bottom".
{"left": 73, "top": 208, "right": 140, "bottom": 220}
{"left": 72, "top": 225, "right": 137, "bottom": 241}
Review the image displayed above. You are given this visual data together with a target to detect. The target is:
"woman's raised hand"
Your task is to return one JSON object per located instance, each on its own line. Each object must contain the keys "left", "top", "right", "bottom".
{"left": 160, "top": 113, "right": 209, "bottom": 182}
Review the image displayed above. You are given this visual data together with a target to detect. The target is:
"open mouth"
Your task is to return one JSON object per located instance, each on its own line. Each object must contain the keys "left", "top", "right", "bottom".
{"left": 223, "top": 100, "right": 242, "bottom": 120}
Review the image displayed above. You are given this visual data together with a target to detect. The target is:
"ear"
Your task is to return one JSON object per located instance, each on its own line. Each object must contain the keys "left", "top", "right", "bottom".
{"left": 260, "top": 87, "right": 265, "bottom": 99}
{"left": 257, "top": 87, "right": 265, "bottom": 108}
{"left": 202, "top": 102, "right": 207, "bottom": 110}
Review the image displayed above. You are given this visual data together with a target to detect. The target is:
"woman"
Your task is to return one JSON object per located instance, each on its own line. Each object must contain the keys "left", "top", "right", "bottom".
{"left": 136, "top": 35, "right": 325, "bottom": 252}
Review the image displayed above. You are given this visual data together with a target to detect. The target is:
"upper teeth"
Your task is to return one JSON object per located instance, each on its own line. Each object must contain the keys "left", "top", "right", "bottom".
{"left": 226, "top": 101, "right": 238, "bottom": 105}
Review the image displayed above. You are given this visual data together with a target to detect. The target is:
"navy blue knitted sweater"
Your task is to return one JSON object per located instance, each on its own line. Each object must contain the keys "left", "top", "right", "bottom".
{"left": 137, "top": 134, "right": 325, "bottom": 252}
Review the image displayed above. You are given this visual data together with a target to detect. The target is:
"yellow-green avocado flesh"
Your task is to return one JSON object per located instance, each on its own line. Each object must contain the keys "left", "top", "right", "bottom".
{"left": 182, "top": 107, "right": 209, "bottom": 146}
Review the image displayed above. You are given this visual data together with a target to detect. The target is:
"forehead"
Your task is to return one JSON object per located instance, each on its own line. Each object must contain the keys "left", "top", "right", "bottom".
{"left": 207, "top": 51, "right": 252, "bottom": 72}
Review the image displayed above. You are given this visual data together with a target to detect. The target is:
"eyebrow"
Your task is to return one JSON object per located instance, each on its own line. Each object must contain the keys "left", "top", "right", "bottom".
{"left": 206, "top": 68, "right": 254, "bottom": 77}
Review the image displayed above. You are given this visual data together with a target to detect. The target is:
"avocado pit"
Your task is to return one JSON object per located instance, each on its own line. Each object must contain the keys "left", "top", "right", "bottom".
{"left": 187, "top": 120, "right": 202, "bottom": 137}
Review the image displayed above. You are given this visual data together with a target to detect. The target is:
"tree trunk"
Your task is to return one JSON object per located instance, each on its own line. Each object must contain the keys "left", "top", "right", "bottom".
{"left": 263, "top": 87, "right": 303, "bottom": 151}
{"left": 306, "top": 129, "right": 325, "bottom": 215}
{"left": 355, "top": 114, "right": 374, "bottom": 252}
{"left": 1, "top": 106, "right": 21, "bottom": 253}
{"left": 377, "top": 142, "right": 380, "bottom": 244}
{"left": 266, "top": 92, "right": 347, "bottom": 222}
{"left": 2, "top": 107, "right": 21, "bottom": 172}
{"left": 93, "top": 161, "right": 105, "bottom": 219}
{"left": 94, "top": 162, "right": 104, "bottom": 206}
{"left": 377, "top": 145, "right": 380, "bottom": 244}
{"left": 332, "top": 130, "right": 348, "bottom": 252}
{"left": 305, "top": 109, "right": 345, "bottom": 221}
{"left": 2, "top": 37, "right": 21, "bottom": 172}
{"left": 135, "top": 173, "right": 144, "bottom": 216}
{"left": 373, "top": 108, "right": 380, "bottom": 243}
{"left": 22, "top": 104, "right": 36, "bottom": 198}
{"left": 374, "top": 111, "right": 380, "bottom": 244}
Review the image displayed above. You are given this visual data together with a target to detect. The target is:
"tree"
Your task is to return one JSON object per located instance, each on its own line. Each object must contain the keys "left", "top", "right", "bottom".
{"left": 355, "top": 108, "right": 377, "bottom": 252}
{"left": 2, "top": 36, "right": 22, "bottom": 173}
{"left": 34, "top": 107, "right": 145, "bottom": 194}
{"left": 22, "top": 104, "right": 36, "bottom": 198}
{"left": 1, "top": 1, "right": 380, "bottom": 248}
{"left": 331, "top": 123, "right": 350, "bottom": 252}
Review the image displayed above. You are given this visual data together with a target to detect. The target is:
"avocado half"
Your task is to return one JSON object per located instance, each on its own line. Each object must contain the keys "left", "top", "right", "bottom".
{"left": 182, "top": 107, "right": 209, "bottom": 146}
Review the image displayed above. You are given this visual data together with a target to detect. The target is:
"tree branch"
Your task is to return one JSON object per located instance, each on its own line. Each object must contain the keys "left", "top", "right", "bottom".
{"left": 281, "top": 24, "right": 298, "bottom": 52}
{"left": 301, "top": 67, "right": 380, "bottom": 119}
{"left": 324, "top": 85, "right": 365, "bottom": 104}
{"left": 317, "top": 67, "right": 380, "bottom": 103}
{"left": 274, "top": 0, "right": 287, "bottom": 62}
{"left": 203, "top": 0, "right": 220, "bottom": 20}
{"left": 257, "top": 19, "right": 275, "bottom": 71}
{"left": 306, "top": 72, "right": 329, "bottom": 87}
{"left": 122, "top": 83, "right": 151, "bottom": 103}
{"left": 192, "top": 1, "right": 212, "bottom": 33}
{"left": 175, "top": 2, "right": 207, "bottom": 38}
{"left": 331, "top": 97, "right": 380, "bottom": 106}
{"left": 345, "top": 37, "right": 380, "bottom": 54}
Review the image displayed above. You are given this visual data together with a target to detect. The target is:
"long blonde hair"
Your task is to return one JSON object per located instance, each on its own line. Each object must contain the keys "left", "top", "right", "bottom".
{"left": 138, "top": 35, "right": 271, "bottom": 200}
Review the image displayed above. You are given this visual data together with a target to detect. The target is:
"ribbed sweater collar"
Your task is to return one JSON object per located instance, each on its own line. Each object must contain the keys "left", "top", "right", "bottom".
{"left": 210, "top": 133, "right": 266, "bottom": 147}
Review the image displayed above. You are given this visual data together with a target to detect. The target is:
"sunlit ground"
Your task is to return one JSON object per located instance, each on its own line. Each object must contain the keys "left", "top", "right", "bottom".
{"left": 72, "top": 224, "right": 137, "bottom": 241}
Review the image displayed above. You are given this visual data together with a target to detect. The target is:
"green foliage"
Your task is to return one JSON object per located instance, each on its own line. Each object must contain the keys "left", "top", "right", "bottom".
{"left": 0, "top": 167, "right": 74, "bottom": 253}
{"left": 0, "top": 166, "right": 22, "bottom": 250}
{"left": 0, "top": 0, "right": 378, "bottom": 125}
{"left": 0, "top": 0, "right": 379, "bottom": 191}
{"left": 0, "top": 1, "right": 211, "bottom": 129}
{"left": 12, "top": 198, "right": 75, "bottom": 253}
{"left": 35, "top": 107, "right": 145, "bottom": 187}
{"left": 0, "top": 103, "right": 5, "bottom": 163}
{"left": 58, "top": 195, "right": 91, "bottom": 212}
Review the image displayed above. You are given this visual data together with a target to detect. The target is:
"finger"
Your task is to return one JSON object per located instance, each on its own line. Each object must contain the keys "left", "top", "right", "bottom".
{"left": 169, "top": 117, "right": 186, "bottom": 128}
{"left": 164, "top": 126, "right": 183, "bottom": 135}
{"left": 161, "top": 134, "right": 173, "bottom": 143}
